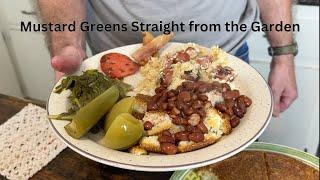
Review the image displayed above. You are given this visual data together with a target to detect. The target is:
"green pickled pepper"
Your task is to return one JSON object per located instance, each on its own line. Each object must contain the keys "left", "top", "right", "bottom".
{"left": 64, "top": 86, "right": 119, "bottom": 139}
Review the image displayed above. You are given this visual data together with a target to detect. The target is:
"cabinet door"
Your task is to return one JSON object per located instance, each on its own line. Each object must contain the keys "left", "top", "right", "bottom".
{"left": 0, "top": 0, "right": 38, "bottom": 26}
{"left": 250, "top": 62, "right": 319, "bottom": 155}
{"left": 247, "top": 5, "right": 319, "bottom": 155}
{"left": 7, "top": 30, "right": 54, "bottom": 101}
{"left": 0, "top": 32, "right": 22, "bottom": 97}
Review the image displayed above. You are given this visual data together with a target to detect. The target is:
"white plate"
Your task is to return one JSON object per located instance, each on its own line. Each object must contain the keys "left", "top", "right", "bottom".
{"left": 47, "top": 43, "right": 273, "bottom": 172}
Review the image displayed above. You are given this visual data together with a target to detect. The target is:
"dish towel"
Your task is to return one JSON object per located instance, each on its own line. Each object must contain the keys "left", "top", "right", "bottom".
{"left": 0, "top": 104, "right": 67, "bottom": 180}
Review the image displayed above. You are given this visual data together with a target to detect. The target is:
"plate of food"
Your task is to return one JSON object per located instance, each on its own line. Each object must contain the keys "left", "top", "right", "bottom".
{"left": 47, "top": 32, "right": 273, "bottom": 171}
{"left": 170, "top": 142, "right": 319, "bottom": 179}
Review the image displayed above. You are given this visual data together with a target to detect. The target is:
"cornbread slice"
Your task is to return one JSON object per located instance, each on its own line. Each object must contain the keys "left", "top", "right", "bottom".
{"left": 169, "top": 124, "right": 185, "bottom": 134}
{"left": 132, "top": 94, "right": 150, "bottom": 114}
{"left": 195, "top": 151, "right": 268, "bottom": 180}
{"left": 139, "top": 107, "right": 232, "bottom": 154}
{"left": 178, "top": 133, "right": 220, "bottom": 153}
{"left": 129, "top": 146, "right": 148, "bottom": 155}
{"left": 204, "top": 107, "right": 231, "bottom": 136}
{"left": 177, "top": 107, "right": 231, "bottom": 153}
{"left": 142, "top": 111, "right": 173, "bottom": 135}
{"left": 139, "top": 136, "right": 161, "bottom": 153}
{"left": 221, "top": 114, "right": 232, "bottom": 135}
{"left": 265, "top": 152, "right": 319, "bottom": 180}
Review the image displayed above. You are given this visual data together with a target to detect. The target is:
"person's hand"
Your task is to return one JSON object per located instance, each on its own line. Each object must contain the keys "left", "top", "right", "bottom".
{"left": 268, "top": 54, "right": 298, "bottom": 117}
{"left": 51, "top": 45, "right": 86, "bottom": 81}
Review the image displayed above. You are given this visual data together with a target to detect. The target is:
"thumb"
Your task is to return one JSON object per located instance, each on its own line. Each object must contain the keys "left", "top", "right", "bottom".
{"left": 51, "top": 46, "right": 85, "bottom": 74}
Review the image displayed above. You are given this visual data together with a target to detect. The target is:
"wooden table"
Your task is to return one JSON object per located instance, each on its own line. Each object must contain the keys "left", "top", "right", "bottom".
{"left": 0, "top": 94, "right": 173, "bottom": 180}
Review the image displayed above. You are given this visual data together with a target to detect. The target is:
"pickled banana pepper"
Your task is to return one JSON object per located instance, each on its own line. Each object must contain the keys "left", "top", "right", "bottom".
{"left": 64, "top": 86, "right": 119, "bottom": 139}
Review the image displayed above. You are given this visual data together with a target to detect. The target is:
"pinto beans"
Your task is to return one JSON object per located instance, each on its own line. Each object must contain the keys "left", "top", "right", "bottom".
{"left": 211, "top": 81, "right": 222, "bottom": 92}
{"left": 189, "top": 132, "right": 205, "bottom": 142}
{"left": 178, "top": 91, "right": 191, "bottom": 102}
{"left": 215, "top": 102, "right": 227, "bottom": 112}
{"left": 172, "top": 117, "right": 188, "bottom": 125}
{"left": 233, "top": 106, "right": 245, "bottom": 118}
{"left": 192, "top": 94, "right": 198, "bottom": 100}
{"left": 160, "top": 143, "right": 178, "bottom": 155}
{"left": 176, "top": 85, "right": 185, "bottom": 93}
{"left": 167, "top": 101, "right": 175, "bottom": 110}
{"left": 225, "top": 99, "right": 235, "bottom": 108}
{"left": 197, "top": 83, "right": 212, "bottom": 93}
{"left": 169, "top": 115, "right": 177, "bottom": 120}
{"left": 223, "top": 90, "right": 240, "bottom": 100}
{"left": 161, "top": 130, "right": 172, "bottom": 137}
{"left": 236, "top": 98, "right": 247, "bottom": 114}
{"left": 225, "top": 108, "right": 234, "bottom": 116}
{"left": 230, "top": 116, "right": 240, "bottom": 128}
{"left": 159, "top": 102, "right": 168, "bottom": 110}
{"left": 192, "top": 100, "right": 202, "bottom": 109}
{"left": 188, "top": 113, "right": 201, "bottom": 126}
{"left": 168, "top": 96, "right": 177, "bottom": 101}
{"left": 158, "top": 135, "right": 175, "bottom": 144}
{"left": 174, "top": 131, "right": 189, "bottom": 141}
{"left": 183, "top": 107, "right": 194, "bottom": 116}
{"left": 198, "top": 94, "right": 208, "bottom": 101}
{"left": 171, "top": 107, "right": 181, "bottom": 115}
{"left": 147, "top": 101, "right": 158, "bottom": 111}
{"left": 155, "top": 86, "right": 166, "bottom": 94}
{"left": 224, "top": 99, "right": 235, "bottom": 116}
{"left": 196, "top": 107, "right": 206, "bottom": 117}
{"left": 167, "top": 90, "right": 175, "bottom": 98}
{"left": 181, "top": 74, "right": 198, "bottom": 81}
{"left": 143, "top": 121, "right": 153, "bottom": 130}
{"left": 197, "top": 122, "right": 208, "bottom": 133}
{"left": 182, "top": 81, "right": 195, "bottom": 91}
{"left": 148, "top": 76, "right": 252, "bottom": 147}
{"left": 158, "top": 92, "right": 168, "bottom": 104}
{"left": 221, "top": 83, "right": 231, "bottom": 92}
{"left": 185, "top": 125, "right": 201, "bottom": 133}
{"left": 176, "top": 100, "right": 187, "bottom": 110}
{"left": 238, "top": 95, "right": 252, "bottom": 107}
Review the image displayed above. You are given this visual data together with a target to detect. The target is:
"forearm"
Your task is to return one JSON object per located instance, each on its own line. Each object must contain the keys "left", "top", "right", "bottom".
{"left": 258, "top": 0, "right": 293, "bottom": 47}
{"left": 37, "top": 0, "right": 87, "bottom": 56}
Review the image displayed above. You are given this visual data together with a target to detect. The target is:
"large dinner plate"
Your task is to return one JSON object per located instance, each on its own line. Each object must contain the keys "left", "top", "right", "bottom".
{"left": 47, "top": 43, "right": 273, "bottom": 172}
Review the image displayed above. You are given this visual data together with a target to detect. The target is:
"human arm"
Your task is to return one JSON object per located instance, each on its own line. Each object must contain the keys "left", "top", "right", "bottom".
{"left": 37, "top": 0, "right": 87, "bottom": 80}
{"left": 258, "top": 0, "right": 298, "bottom": 117}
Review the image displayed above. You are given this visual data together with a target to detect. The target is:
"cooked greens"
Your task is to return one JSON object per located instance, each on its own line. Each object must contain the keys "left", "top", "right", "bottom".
{"left": 53, "top": 69, "right": 131, "bottom": 114}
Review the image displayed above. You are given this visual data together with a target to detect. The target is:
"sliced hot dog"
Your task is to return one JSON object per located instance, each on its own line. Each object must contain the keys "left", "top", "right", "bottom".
{"left": 132, "top": 33, "right": 175, "bottom": 65}
{"left": 100, "top": 53, "right": 139, "bottom": 79}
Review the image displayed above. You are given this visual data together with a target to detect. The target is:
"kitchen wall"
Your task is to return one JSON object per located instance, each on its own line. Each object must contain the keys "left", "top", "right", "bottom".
{"left": 0, "top": 1, "right": 318, "bottom": 155}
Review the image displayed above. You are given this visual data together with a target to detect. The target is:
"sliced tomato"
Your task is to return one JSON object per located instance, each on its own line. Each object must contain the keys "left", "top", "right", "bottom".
{"left": 100, "top": 53, "right": 139, "bottom": 78}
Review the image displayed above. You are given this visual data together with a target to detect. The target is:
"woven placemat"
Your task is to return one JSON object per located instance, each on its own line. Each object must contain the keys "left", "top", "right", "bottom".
{"left": 0, "top": 104, "right": 66, "bottom": 180}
